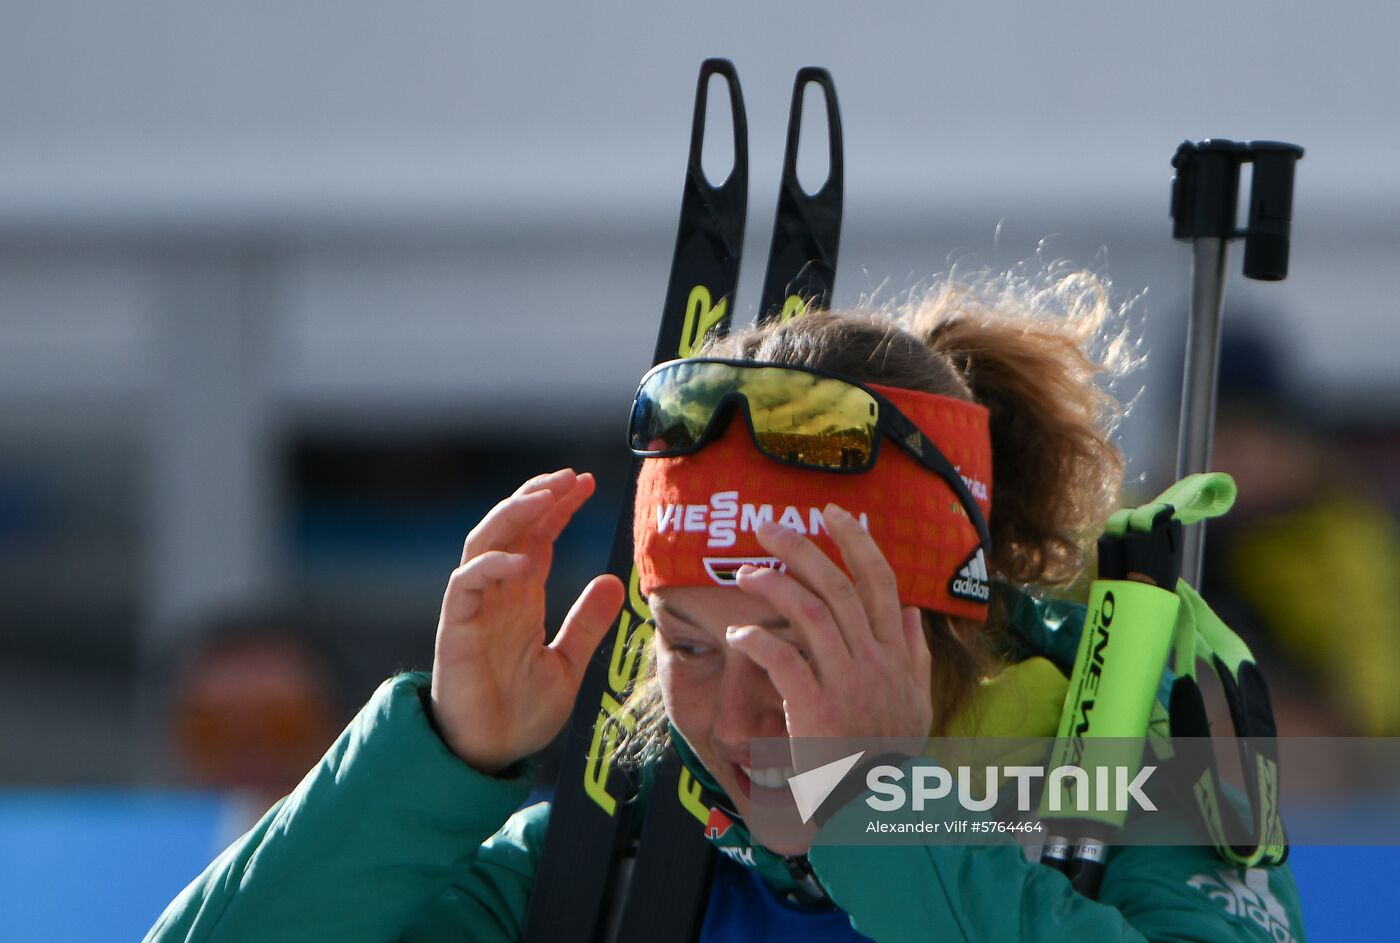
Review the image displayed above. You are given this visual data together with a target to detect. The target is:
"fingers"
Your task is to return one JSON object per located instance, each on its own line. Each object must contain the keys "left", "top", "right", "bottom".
{"left": 902, "top": 606, "right": 932, "bottom": 690}
{"left": 516, "top": 467, "right": 581, "bottom": 500}
{"left": 822, "top": 503, "right": 904, "bottom": 645}
{"left": 752, "top": 516, "right": 876, "bottom": 655}
{"left": 725, "top": 624, "right": 820, "bottom": 708}
{"left": 533, "top": 472, "right": 596, "bottom": 547}
{"left": 442, "top": 551, "right": 530, "bottom": 622}
{"left": 461, "top": 490, "right": 553, "bottom": 565}
{"left": 461, "top": 469, "right": 588, "bottom": 565}
{"left": 734, "top": 565, "right": 853, "bottom": 671}
{"left": 549, "top": 574, "right": 626, "bottom": 684}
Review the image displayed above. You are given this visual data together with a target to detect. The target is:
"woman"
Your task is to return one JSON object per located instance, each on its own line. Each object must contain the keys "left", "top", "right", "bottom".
{"left": 146, "top": 274, "right": 1305, "bottom": 942}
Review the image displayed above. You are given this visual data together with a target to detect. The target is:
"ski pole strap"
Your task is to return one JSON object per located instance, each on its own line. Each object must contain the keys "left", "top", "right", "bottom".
{"left": 1104, "top": 472, "right": 1238, "bottom": 535}
{"left": 1109, "top": 473, "right": 1286, "bottom": 867}
{"left": 1126, "top": 474, "right": 1286, "bottom": 866}
{"left": 1167, "top": 579, "right": 1288, "bottom": 868}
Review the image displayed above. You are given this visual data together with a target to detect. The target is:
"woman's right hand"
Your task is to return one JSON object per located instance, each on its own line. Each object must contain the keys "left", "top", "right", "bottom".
{"left": 430, "top": 468, "right": 625, "bottom": 775}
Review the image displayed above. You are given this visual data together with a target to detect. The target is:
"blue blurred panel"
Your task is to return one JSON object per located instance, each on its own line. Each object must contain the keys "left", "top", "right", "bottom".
{"left": 1286, "top": 846, "right": 1398, "bottom": 942}
{"left": 0, "top": 791, "right": 241, "bottom": 943}
{"left": 0, "top": 790, "right": 1393, "bottom": 940}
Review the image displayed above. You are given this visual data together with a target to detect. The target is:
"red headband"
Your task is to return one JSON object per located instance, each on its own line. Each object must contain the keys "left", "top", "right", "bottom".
{"left": 633, "top": 382, "right": 994, "bottom": 621}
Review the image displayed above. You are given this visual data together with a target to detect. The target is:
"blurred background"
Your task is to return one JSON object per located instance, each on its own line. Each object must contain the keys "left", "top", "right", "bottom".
{"left": 2, "top": 2, "right": 1397, "bottom": 939}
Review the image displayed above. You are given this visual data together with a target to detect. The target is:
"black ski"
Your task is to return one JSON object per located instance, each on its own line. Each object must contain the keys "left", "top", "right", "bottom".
{"left": 610, "top": 67, "right": 845, "bottom": 943}
{"left": 525, "top": 60, "right": 846, "bottom": 943}
{"left": 757, "top": 67, "right": 844, "bottom": 325}
{"left": 522, "top": 58, "right": 749, "bottom": 943}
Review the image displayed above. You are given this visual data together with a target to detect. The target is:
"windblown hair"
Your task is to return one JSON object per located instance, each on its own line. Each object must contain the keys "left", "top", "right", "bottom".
{"left": 619, "top": 269, "right": 1137, "bottom": 764}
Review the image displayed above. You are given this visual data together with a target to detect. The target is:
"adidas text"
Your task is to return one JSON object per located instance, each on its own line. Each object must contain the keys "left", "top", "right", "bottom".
{"left": 950, "top": 548, "right": 991, "bottom": 601}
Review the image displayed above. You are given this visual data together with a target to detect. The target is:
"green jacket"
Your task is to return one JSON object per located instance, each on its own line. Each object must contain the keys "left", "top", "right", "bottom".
{"left": 145, "top": 672, "right": 1306, "bottom": 943}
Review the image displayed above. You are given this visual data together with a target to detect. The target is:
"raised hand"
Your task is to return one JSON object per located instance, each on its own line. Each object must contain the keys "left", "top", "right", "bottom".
{"left": 430, "top": 469, "right": 624, "bottom": 775}
{"left": 725, "top": 503, "right": 934, "bottom": 748}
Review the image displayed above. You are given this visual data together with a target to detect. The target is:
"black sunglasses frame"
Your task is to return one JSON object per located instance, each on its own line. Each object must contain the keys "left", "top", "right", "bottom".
{"left": 630, "top": 357, "right": 992, "bottom": 552}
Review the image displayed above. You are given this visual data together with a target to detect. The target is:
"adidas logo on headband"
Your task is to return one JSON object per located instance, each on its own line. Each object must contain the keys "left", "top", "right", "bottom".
{"left": 949, "top": 548, "right": 991, "bottom": 602}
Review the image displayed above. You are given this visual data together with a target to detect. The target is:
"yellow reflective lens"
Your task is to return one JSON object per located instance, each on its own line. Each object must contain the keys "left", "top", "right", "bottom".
{"left": 635, "top": 362, "right": 881, "bottom": 470}
{"left": 740, "top": 366, "right": 877, "bottom": 469}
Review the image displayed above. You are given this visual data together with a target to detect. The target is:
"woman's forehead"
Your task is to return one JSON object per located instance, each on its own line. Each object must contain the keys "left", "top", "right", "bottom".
{"left": 649, "top": 586, "right": 786, "bottom": 632}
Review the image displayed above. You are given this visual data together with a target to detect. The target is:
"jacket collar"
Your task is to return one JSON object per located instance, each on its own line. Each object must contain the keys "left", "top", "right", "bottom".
{"left": 670, "top": 726, "right": 833, "bottom": 906}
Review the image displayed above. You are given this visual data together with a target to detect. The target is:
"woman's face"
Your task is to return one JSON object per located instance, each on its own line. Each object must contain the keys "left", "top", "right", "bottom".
{"left": 650, "top": 584, "right": 811, "bottom": 852}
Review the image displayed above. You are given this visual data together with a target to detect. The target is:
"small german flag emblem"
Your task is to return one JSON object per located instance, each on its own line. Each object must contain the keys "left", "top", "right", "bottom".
{"left": 705, "top": 806, "right": 734, "bottom": 840}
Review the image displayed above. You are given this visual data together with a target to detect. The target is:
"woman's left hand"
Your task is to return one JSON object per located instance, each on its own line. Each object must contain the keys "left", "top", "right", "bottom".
{"left": 726, "top": 503, "right": 934, "bottom": 748}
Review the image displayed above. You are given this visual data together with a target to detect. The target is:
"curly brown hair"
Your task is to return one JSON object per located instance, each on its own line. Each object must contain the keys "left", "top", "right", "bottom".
{"left": 618, "top": 270, "right": 1135, "bottom": 764}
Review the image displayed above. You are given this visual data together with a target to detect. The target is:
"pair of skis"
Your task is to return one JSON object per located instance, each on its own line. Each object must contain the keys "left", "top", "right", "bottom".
{"left": 523, "top": 59, "right": 843, "bottom": 943}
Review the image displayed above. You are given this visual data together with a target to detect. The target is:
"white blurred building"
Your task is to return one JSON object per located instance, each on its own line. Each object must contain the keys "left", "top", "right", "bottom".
{"left": 3, "top": 1, "right": 1397, "bottom": 781}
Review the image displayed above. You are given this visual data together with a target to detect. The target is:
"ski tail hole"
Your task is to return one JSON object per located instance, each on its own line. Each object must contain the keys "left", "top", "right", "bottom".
{"left": 700, "top": 71, "right": 736, "bottom": 189}
{"left": 795, "top": 80, "right": 831, "bottom": 197}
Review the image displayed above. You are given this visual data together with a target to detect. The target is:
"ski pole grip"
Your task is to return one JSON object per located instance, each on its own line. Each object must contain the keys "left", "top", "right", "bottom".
{"left": 1097, "top": 509, "right": 1183, "bottom": 590}
{"left": 1042, "top": 580, "right": 1179, "bottom": 829}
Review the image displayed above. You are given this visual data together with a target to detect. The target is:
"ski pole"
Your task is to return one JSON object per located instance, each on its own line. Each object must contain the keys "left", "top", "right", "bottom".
{"left": 1043, "top": 140, "right": 1303, "bottom": 898}
{"left": 1170, "top": 140, "right": 1303, "bottom": 585}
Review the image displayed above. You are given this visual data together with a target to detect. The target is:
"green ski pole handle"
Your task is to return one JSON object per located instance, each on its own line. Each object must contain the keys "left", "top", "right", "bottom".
{"left": 1041, "top": 510, "right": 1183, "bottom": 896}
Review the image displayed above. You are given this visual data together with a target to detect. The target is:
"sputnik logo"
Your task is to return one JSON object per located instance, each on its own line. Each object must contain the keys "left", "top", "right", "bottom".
{"left": 788, "top": 752, "right": 866, "bottom": 824}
